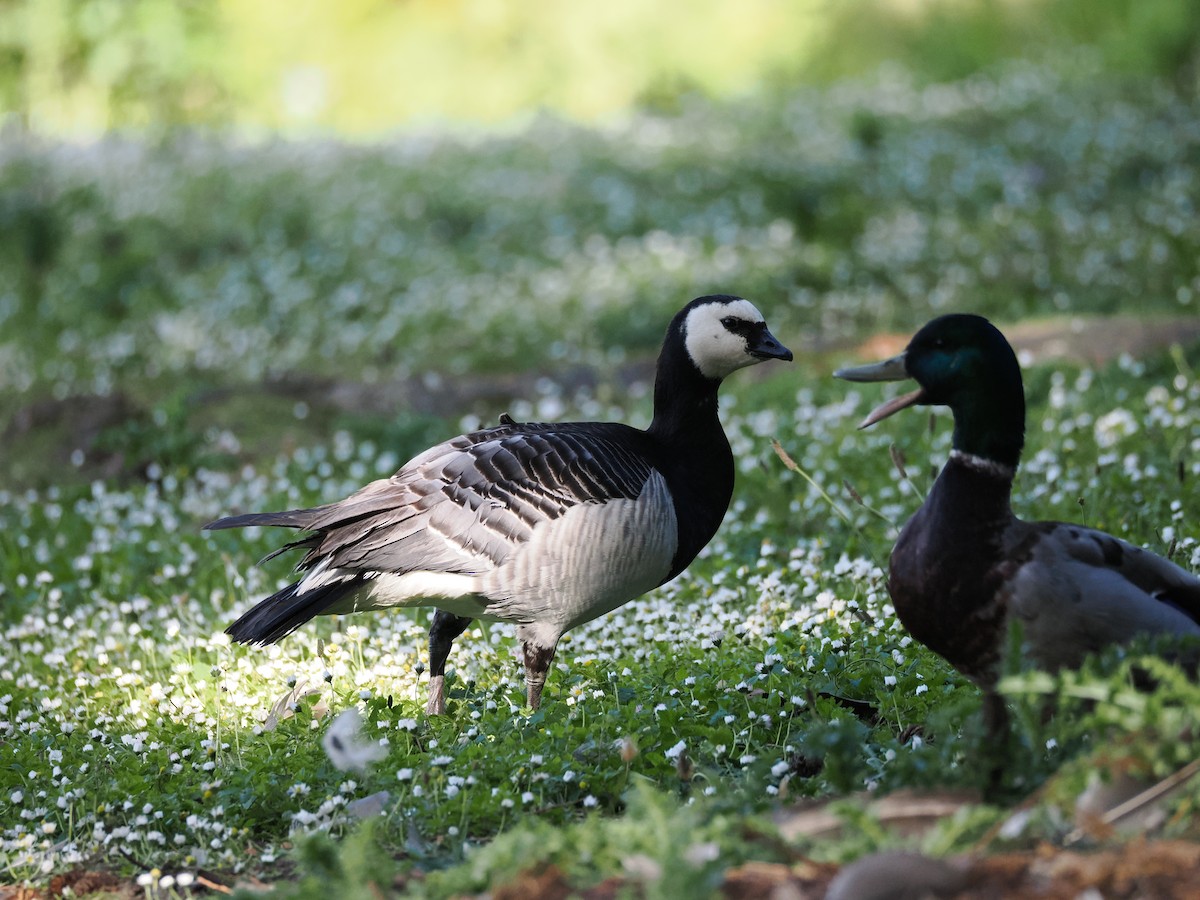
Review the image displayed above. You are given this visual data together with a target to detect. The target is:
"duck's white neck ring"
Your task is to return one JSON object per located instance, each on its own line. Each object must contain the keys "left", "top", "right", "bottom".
{"left": 949, "top": 449, "right": 1015, "bottom": 481}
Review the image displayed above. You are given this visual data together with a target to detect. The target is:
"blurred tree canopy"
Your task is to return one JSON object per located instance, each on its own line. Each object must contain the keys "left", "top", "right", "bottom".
{"left": 0, "top": 0, "right": 1197, "bottom": 135}
{"left": 0, "top": 0, "right": 229, "bottom": 131}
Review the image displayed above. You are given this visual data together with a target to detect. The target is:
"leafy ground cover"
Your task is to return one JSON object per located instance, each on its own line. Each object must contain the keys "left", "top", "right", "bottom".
{"left": 3, "top": 63, "right": 1200, "bottom": 896}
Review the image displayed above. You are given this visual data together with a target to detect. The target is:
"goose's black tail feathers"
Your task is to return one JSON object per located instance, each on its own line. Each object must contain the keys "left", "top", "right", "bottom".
{"left": 225, "top": 573, "right": 372, "bottom": 645}
{"left": 204, "top": 508, "right": 326, "bottom": 532}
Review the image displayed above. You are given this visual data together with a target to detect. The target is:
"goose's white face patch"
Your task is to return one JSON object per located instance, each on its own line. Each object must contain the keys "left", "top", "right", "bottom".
{"left": 683, "top": 298, "right": 768, "bottom": 380}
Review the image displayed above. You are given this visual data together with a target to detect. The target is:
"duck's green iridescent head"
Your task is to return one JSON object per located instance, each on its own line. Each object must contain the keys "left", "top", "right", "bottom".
{"left": 835, "top": 314, "right": 1026, "bottom": 468}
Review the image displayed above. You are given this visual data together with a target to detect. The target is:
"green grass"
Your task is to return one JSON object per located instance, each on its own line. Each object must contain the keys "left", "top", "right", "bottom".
{"left": 3, "top": 65, "right": 1200, "bottom": 896}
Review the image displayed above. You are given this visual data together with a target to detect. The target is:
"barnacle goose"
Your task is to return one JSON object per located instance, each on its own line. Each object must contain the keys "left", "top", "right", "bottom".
{"left": 205, "top": 295, "right": 792, "bottom": 713}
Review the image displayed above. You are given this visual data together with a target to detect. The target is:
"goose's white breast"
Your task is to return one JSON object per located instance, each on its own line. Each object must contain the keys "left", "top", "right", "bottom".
{"left": 480, "top": 471, "right": 678, "bottom": 629}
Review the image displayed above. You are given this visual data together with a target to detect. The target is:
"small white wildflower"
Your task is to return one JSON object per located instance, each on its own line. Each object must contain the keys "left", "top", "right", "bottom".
{"left": 322, "top": 709, "right": 386, "bottom": 773}
{"left": 684, "top": 842, "right": 720, "bottom": 866}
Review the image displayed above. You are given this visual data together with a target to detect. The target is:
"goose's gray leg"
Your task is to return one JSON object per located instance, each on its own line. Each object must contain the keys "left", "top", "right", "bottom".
{"left": 425, "top": 611, "right": 471, "bottom": 716}
{"left": 517, "top": 626, "right": 561, "bottom": 710}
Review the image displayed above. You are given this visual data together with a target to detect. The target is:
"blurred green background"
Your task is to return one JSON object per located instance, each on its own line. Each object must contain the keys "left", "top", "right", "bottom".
{"left": 2, "top": 0, "right": 1197, "bottom": 135}
{"left": 3, "top": 0, "right": 1200, "bottom": 489}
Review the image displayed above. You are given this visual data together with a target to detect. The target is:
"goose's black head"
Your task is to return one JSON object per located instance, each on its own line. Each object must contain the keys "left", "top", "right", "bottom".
{"left": 835, "top": 314, "right": 1026, "bottom": 467}
{"left": 673, "top": 294, "right": 793, "bottom": 381}
{"left": 650, "top": 295, "right": 791, "bottom": 438}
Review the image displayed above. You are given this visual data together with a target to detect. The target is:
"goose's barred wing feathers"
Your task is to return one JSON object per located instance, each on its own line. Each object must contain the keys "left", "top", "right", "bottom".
{"left": 204, "top": 422, "right": 656, "bottom": 577}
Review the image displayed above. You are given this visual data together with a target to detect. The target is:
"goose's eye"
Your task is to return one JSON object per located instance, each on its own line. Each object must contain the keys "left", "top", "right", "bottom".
{"left": 721, "top": 316, "right": 738, "bottom": 329}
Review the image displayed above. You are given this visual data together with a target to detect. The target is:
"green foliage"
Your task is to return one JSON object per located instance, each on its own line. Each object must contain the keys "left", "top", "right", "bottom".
{"left": 2, "top": 60, "right": 1200, "bottom": 894}
{"left": 4, "top": 327, "right": 1200, "bottom": 889}
{"left": 0, "top": 0, "right": 229, "bottom": 130}
{"left": 3, "top": 0, "right": 1199, "bottom": 135}
{"left": 4, "top": 67, "right": 1200, "bottom": 479}
{"left": 807, "top": 0, "right": 1200, "bottom": 85}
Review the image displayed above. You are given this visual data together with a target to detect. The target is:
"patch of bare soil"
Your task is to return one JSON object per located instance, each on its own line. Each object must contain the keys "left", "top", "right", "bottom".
{"left": 470, "top": 841, "right": 1200, "bottom": 900}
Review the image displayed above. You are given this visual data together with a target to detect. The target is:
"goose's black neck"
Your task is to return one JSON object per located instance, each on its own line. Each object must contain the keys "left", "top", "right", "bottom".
{"left": 647, "top": 327, "right": 724, "bottom": 443}
{"left": 645, "top": 324, "right": 734, "bottom": 581}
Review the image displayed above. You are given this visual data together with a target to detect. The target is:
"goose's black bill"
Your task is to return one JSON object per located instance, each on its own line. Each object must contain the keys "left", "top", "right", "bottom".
{"left": 748, "top": 328, "right": 793, "bottom": 362}
{"left": 833, "top": 353, "right": 924, "bottom": 428}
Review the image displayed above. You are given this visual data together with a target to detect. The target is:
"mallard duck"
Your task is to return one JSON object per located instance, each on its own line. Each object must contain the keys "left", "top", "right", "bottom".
{"left": 835, "top": 314, "right": 1200, "bottom": 742}
{"left": 206, "top": 295, "right": 792, "bottom": 714}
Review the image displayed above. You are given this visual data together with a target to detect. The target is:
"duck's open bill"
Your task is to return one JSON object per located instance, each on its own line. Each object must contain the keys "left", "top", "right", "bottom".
{"left": 856, "top": 388, "right": 925, "bottom": 428}
{"left": 833, "top": 353, "right": 924, "bottom": 428}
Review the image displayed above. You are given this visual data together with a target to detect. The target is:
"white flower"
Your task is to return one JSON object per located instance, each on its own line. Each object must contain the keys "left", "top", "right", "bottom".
{"left": 685, "top": 842, "right": 720, "bottom": 865}
{"left": 396, "top": 768, "right": 414, "bottom": 782}
{"left": 322, "top": 709, "right": 386, "bottom": 773}
{"left": 665, "top": 740, "right": 687, "bottom": 760}
{"left": 1095, "top": 408, "right": 1139, "bottom": 448}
